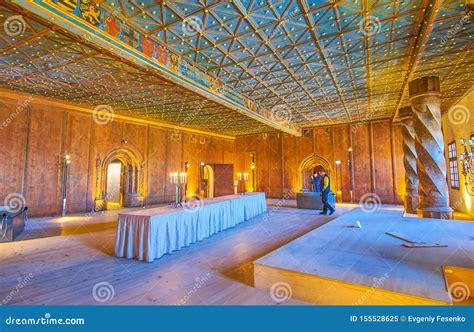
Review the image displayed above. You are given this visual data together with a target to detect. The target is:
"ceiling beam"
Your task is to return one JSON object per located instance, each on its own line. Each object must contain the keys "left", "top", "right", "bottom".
{"left": 392, "top": 0, "right": 441, "bottom": 120}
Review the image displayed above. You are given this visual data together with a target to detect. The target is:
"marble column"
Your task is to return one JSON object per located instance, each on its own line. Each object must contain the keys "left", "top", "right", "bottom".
{"left": 408, "top": 76, "right": 453, "bottom": 219}
{"left": 398, "top": 106, "right": 419, "bottom": 214}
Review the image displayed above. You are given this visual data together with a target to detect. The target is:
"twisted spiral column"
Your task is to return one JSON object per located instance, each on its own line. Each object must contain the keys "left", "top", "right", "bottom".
{"left": 398, "top": 106, "right": 419, "bottom": 214}
{"left": 409, "top": 76, "right": 453, "bottom": 219}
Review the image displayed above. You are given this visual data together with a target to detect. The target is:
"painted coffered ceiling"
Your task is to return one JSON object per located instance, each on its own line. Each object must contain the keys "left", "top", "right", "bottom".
{"left": 0, "top": 0, "right": 473, "bottom": 135}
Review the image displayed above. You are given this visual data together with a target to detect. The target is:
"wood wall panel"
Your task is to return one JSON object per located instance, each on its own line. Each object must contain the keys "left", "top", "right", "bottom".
{"left": 233, "top": 136, "right": 246, "bottom": 185}
{"left": 268, "top": 132, "right": 282, "bottom": 198}
{"left": 210, "top": 138, "right": 224, "bottom": 164}
{"left": 146, "top": 127, "right": 167, "bottom": 204}
{"left": 297, "top": 130, "right": 313, "bottom": 164}
{"left": 92, "top": 120, "right": 123, "bottom": 158}
{"left": 223, "top": 139, "right": 234, "bottom": 164}
{"left": 25, "top": 105, "right": 63, "bottom": 216}
{"left": 256, "top": 134, "right": 269, "bottom": 193}
{"left": 393, "top": 124, "right": 405, "bottom": 204}
{"left": 333, "top": 125, "right": 351, "bottom": 202}
{"left": 165, "top": 131, "right": 183, "bottom": 201}
{"left": 123, "top": 122, "right": 147, "bottom": 157}
{"left": 182, "top": 133, "right": 199, "bottom": 197}
{"left": 0, "top": 98, "right": 28, "bottom": 203}
{"left": 351, "top": 123, "right": 372, "bottom": 201}
{"left": 65, "top": 113, "right": 91, "bottom": 212}
{"left": 314, "top": 127, "right": 333, "bottom": 164}
{"left": 282, "top": 134, "right": 297, "bottom": 197}
{"left": 372, "top": 121, "right": 395, "bottom": 203}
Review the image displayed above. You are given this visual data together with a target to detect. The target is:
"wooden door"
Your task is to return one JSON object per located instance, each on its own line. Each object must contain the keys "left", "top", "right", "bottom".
{"left": 213, "top": 164, "right": 234, "bottom": 197}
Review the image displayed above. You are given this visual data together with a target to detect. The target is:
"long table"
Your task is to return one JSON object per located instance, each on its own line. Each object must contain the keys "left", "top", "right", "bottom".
{"left": 114, "top": 192, "right": 267, "bottom": 262}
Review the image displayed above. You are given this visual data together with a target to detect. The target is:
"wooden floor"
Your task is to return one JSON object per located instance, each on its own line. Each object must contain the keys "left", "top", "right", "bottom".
{"left": 0, "top": 200, "right": 356, "bottom": 305}
{"left": 254, "top": 207, "right": 474, "bottom": 305}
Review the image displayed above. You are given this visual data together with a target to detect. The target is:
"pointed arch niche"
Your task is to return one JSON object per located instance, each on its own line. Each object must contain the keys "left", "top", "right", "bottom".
{"left": 94, "top": 146, "right": 145, "bottom": 211}
{"left": 299, "top": 154, "right": 332, "bottom": 192}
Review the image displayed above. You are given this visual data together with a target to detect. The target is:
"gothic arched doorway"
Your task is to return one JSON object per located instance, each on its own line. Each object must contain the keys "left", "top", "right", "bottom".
{"left": 94, "top": 146, "right": 145, "bottom": 211}
{"left": 106, "top": 160, "right": 123, "bottom": 209}
{"left": 300, "top": 154, "right": 332, "bottom": 192}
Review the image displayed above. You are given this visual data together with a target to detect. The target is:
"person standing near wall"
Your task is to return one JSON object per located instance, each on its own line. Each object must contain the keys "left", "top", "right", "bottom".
{"left": 319, "top": 170, "right": 335, "bottom": 215}
{"left": 311, "top": 171, "right": 322, "bottom": 193}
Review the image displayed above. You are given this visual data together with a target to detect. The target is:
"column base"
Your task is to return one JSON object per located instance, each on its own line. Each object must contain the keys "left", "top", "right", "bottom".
{"left": 417, "top": 207, "right": 453, "bottom": 220}
{"left": 404, "top": 194, "right": 418, "bottom": 215}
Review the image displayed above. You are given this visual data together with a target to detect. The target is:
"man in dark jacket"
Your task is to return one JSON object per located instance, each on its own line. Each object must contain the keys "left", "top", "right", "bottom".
{"left": 311, "top": 171, "right": 322, "bottom": 193}
{"left": 319, "top": 170, "right": 335, "bottom": 215}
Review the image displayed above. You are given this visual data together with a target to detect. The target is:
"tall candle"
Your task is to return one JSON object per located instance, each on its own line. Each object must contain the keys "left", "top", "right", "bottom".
{"left": 237, "top": 173, "right": 242, "bottom": 181}
{"left": 244, "top": 172, "right": 248, "bottom": 181}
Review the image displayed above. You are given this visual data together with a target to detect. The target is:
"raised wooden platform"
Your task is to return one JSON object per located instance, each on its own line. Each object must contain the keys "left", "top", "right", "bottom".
{"left": 254, "top": 207, "right": 474, "bottom": 305}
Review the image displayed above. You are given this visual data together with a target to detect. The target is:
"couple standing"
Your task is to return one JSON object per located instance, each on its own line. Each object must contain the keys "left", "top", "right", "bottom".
{"left": 311, "top": 170, "right": 335, "bottom": 215}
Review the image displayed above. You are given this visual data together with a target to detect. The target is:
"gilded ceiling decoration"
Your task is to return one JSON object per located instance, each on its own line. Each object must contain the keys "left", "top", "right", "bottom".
{"left": 0, "top": 0, "right": 472, "bottom": 136}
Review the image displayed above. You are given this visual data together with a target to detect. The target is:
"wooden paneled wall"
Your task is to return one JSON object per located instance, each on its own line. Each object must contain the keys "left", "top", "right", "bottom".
{"left": 0, "top": 92, "right": 406, "bottom": 217}
{"left": 235, "top": 121, "right": 405, "bottom": 204}
{"left": 0, "top": 95, "right": 234, "bottom": 217}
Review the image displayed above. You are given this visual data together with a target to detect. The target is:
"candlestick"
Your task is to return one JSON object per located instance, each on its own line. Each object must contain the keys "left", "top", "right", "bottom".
{"left": 237, "top": 173, "right": 242, "bottom": 181}
{"left": 243, "top": 172, "right": 249, "bottom": 181}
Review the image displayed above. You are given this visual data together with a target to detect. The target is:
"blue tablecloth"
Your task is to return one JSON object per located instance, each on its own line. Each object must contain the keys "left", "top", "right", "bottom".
{"left": 114, "top": 193, "right": 267, "bottom": 262}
